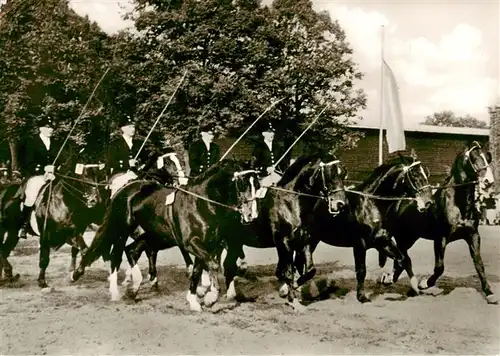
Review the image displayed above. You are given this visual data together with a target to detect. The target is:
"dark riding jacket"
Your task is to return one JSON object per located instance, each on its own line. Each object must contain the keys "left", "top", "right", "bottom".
{"left": 251, "top": 140, "right": 289, "bottom": 176}
{"left": 21, "top": 135, "right": 61, "bottom": 177}
{"left": 188, "top": 140, "right": 220, "bottom": 176}
{"left": 107, "top": 136, "right": 146, "bottom": 175}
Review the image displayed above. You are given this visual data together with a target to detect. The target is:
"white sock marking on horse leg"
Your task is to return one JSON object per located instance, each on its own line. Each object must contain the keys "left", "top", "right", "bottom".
{"left": 131, "top": 264, "right": 143, "bottom": 293}
{"left": 109, "top": 270, "right": 120, "bottom": 301}
{"left": 279, "top": 283, "right": 289, "bottom": 298}
{"left": 201, "top": 270, "right": 211, "bottom": 288}
{"left": 186, "top": 290, "right": 202, "bottom": 312}
{"left": 122, "top": 266, "right": 132, "bottom": 287}
{"left": 418, "top": 278, "right": 429, "bottom": 290}
{"left": 409, "top": 276, "right": 419, "bottom": 294}
{"left": 226, "top": 280, "right": 237, "bottom": 301}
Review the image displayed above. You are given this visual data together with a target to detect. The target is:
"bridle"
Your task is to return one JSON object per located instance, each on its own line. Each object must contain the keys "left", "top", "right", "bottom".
{"left": 464, "top": 143, "right": 490, "bottom": 174}
{"left": 233, "top": 169, "right": 259, "bottom": 220}
{"left": 394, "top": 160, "right": 431, "bottom": 194}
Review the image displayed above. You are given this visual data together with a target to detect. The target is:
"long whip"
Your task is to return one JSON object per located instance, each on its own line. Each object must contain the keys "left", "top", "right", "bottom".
{"left": 219, "top": 98, "right": 284, "bottom": 162}
{"left": 52, "top": 67, "right": 111, "bottom": 166}
{"left": 273, "top": 105, "right": 328, "bottom": 168}
{"left": 134, "top": 70, "right": 188, "bottom": 160}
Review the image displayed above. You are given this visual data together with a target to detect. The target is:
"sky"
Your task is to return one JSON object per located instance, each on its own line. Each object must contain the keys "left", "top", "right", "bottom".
{"left": 68, "top": 0, "right": 500, "bottom": 128}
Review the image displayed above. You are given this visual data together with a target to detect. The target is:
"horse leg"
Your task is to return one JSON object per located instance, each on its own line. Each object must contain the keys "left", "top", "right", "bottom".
{"left": 296, "top": 243, "right": 317, "bottom": 287}
{"left": 1, "top": 229, "right": 21, "bottom": 282}
{"left": 37, "top": 241, "right": 51, "bottom": 289}
{"left": 186, "top": 258, "right": 203, "bottom": 312}
{"left": 223, "top": 245, "right": 240, "bottom": 301}
{"left": 467, "top": 231, "right": 497, "bottom": 304}
{"left": 145, "top": 247, "right": 159, "bottom": 289}
{"left": 123, "top": 239, "right": 144, "bottom": 299}
{"left": 108, "top": 237, "right": 127, "bottom": 301}
{"left": 178, "top": 246, "right": 194, "bottom": 278}
{"left": 353, "top": 245, "right": 370, "bottom": 303}
{"left": 376, "top": 236, "right": 419, "bottom": 296}
{"left": 419, "top": 236, "right": 446, "bottom": 290}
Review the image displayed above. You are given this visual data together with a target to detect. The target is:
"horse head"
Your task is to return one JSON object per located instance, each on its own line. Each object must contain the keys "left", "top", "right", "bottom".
{"left": 307, "top": 155, "right": 348, "bottom": 216}
{"left": 71, "top": 162, "right": 108, "bottom": 208}
{"left": 232, "top": 168, "right": 260, "bottom": 224}
{"left": 459, "top": 141, "right": 495, "bottom": 194}
{"left": 204, "top": 160, "right": 260, "bottom": 224}
{"left": 364, "top": 154, "right": 433, "bottom": 212}
{"left": 141, "top": 149, "right": 187, "bottom": 186}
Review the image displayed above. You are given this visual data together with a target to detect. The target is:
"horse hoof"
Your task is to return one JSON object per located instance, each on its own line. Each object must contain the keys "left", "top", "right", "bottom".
{"left": 196, "top": 285, "right": 209, "bottom": 298}
{"left": 418, "top": 279, "right": 429, "bottom": 290}
{"left": 278, "top": 284, "right": 289, "bottom": 298}
{"left": 38, "top": 281, "right": 49, "bottom": 289}
{"left": 190, "top": 303, "right": 202, "bottom": 312}
{"left": 204, "top": 290, "right": 219, "bottom": 308}
{"left": 226, "top": 281, "right": 237, "bottom": 301}
{"left": 407, "top": 287, "right": 419, "bottom": 297}
{"left": 9, "top": 274, "right": 20, "bottom": 283}
{"left": 486, "top": 294, "right": 498, "bottom": 305}
{"left": 287, "top": 298, "right": 306, "bottom": 313}
{"left": 357, "top": 295, "right": 371, "bottom": 303}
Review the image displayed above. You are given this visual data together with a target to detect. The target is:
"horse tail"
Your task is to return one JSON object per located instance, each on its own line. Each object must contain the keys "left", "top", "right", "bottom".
{"left": 81, "top": 189, "right": 131, "bottom": 266}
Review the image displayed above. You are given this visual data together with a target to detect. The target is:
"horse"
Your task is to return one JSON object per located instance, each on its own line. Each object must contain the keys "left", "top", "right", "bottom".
{"left": 378, "top": 141, "right": 497, "bottom": 304}
{"left": 33, "top": 161, "right": 108, "bottom": 289}
{"left": 295, "top": 153, "right": 434, "bottom": 303}
{"left": 71, "top": 159, "right": 260, "bottom": 312}
{"left": 218, "top": 154, "right": 348, "bottom": 310}
{"left": 0, "top": 161, "right": 24, "bottom": 282}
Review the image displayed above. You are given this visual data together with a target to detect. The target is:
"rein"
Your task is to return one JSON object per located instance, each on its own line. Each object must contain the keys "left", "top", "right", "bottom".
{"left": 175, "top": 186, "right": 239, "bottom": 212}
{"left": 55, "top": 173, "right": 109, "bottom": 186}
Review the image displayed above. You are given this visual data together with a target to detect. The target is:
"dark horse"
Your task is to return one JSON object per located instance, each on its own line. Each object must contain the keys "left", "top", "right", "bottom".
{"left": 71, "top": 159, "right": 260, "bottom": 312}
{"left": 0, "top": 161, "right": 23, "bottom": 282}
{"left": 295, "top": 153, "right": 434, "bottom": 302}
{"left": 219, "top": 154, "right": 348, "bottom": 310}
{"left": 378, "top": 141, "right": 497, "bottom": 304}
{"left": 33, "top": 162, "right": 108, "bottom": 289}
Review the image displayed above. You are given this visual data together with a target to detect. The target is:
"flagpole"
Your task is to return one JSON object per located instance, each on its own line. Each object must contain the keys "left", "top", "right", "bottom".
{"left": 378, "top": 25, "right": 385, "bottom": 166}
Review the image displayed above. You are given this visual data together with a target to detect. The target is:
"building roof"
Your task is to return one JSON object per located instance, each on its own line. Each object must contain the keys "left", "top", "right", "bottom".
{"left": 349, "top": 124, "right": 490, "bottom": 137}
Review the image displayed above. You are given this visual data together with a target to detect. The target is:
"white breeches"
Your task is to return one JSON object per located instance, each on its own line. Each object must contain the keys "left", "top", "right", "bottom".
{"left": 110, "top": 171, "right": 138, "bottom": 198}
{"left": 24, "top": 175, "right": 47, "bottom": 207}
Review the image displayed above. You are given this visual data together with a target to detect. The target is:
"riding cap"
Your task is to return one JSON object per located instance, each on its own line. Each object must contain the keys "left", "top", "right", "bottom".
{"left": 259, "top": 120, "right": 276, "bottom": 133}
{"left": 118, "top": 114, "right": 135, "bottom": 128}
{"left": 199, "top": 122, "right": 216, "bottom": 134}
{"left": 38, "top": 114, "right": 54, "bottom": 128}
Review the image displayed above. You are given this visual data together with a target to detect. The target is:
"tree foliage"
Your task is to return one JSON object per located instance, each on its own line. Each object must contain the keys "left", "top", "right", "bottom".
{"left": 0, "top": 0, "right": 116, "bottom": 163}
{"left": 422, "top": 110, "right": 489, "bottom": 129}
{"left": 1, "top": 0, "right": 366, "bottom": 167}
{"left": 121, "top": 0, "right": 366, "bottom": 153}
{"left": 488, "top": 106, "right": 499, "bottom": 192}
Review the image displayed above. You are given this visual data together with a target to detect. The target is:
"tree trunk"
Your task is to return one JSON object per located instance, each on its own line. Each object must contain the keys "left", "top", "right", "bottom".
{"left": 8, "top": 138, "right": 18, "bottom": 173}
{"left": 488, "top": 105, "right": 499, "bottom": 192}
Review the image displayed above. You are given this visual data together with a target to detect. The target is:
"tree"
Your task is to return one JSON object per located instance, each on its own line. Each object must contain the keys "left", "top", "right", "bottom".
{"left": 422, "top": 110, "right": 489, "bottom": 129}
{"left": 120, "top": 0, "right": 365, "bottom": 154}
{"left": 0, "top": 0, "right": 115, "bottom": 166}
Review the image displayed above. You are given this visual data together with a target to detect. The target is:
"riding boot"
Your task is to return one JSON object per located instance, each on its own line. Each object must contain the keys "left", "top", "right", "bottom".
{"left": 18, "top": 206, "right": 33, "bottom": 239}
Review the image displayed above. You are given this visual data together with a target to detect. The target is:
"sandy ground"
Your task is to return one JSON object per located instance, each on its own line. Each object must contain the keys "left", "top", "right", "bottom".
{"left": 1, "top": 226, "right": 499, "bottom": 355}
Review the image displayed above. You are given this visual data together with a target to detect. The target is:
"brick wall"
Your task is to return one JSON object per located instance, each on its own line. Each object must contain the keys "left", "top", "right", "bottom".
{"left": 337, "top": 128, "right": 489, "bottom": 185}
{"left": 189, "top": 128, "right": 489, "bottom": 186}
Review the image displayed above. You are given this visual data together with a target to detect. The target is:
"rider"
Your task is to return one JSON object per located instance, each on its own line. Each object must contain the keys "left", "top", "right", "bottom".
{"left": 18, "top": 115, "right": 61, "bottom": 239}
{"left": 107, "top": 113, "right": 146, "bottom": 197}
{"left": 251, "top": 120, "right": 291, "bottom": 187}
{"left": 188, "top": 123, "right": 220, "bottom": 176}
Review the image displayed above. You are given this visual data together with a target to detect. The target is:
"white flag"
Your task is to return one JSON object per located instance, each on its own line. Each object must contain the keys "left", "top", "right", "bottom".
{"left": 383, "top": 59, "right": 406, "bottom": 153}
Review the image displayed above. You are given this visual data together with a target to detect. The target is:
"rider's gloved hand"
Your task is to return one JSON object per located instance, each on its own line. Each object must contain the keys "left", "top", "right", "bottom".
{"left": 44, "top": 165, "right": 55, "bottom": 173}
{"left": 266, "top": 166, "right": 275, "bottom": 174}
{"left": 129, "top": 159, "right": 138, "bottom": 167}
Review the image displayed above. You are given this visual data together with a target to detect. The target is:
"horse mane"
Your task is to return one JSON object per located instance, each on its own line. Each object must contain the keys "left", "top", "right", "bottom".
{"left": 356, "top": 155, "right": 416, "bottom": 191}
{"left": 189, "top": 159, "right": 242, "bottom": 186}
{"left": 277, "top": 154, "right": 323, "bottom": 187}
